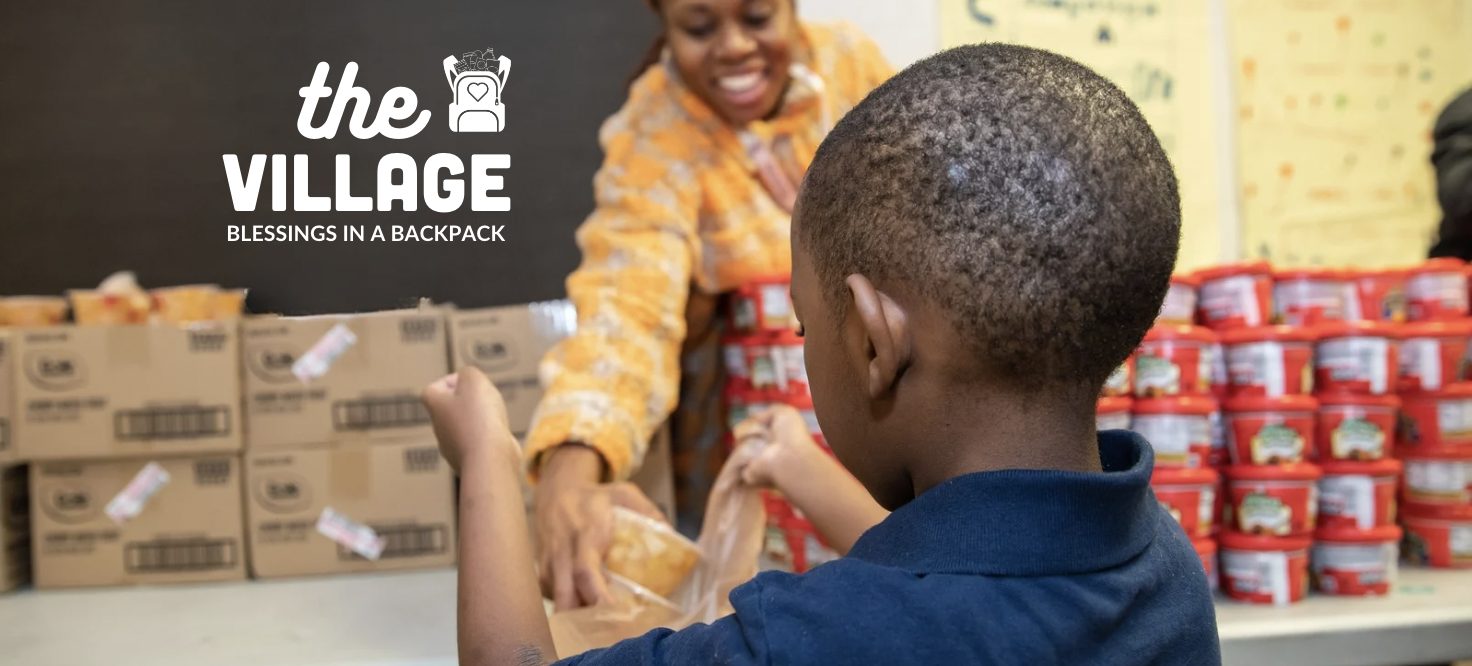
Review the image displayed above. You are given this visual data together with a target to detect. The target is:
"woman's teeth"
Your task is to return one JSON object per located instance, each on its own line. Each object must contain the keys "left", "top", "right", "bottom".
{"left": 718, "top": 72, "right": 764, "bottom": 93}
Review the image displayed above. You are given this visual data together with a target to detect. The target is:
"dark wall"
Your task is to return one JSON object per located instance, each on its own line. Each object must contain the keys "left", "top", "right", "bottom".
{"left": 0, "top": 1, "right": 657, "bottom": 314}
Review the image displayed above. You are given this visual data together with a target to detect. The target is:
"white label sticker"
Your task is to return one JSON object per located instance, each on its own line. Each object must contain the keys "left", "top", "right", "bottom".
{"left": 1229, "top": 342, "right": 1286, "bottom": 395}
{"left": 293, "top": 323, "right": 358, "bottom": 382}
{"left": 1201, "top": 275, "right": 1264, "bottom": 326}
{"left": 1407, "top": 273, "right": 1469, "bottom": 314}
{"left": 316, "top": 507, "right": 385, "bottom": 561}
{"left": 1222, "top": 549, "right": 1291, "bottom": 605}
{"left": 105, "top": 462, "right": 172, "bottom": 524}
{"left": 1436, "top": 399, "right": 1472, "bottom": 441}
{"left": 1400, "top": 338, "right": 1444, "bottom": 391}
{"left": 1405, "top": 460, "right": 1472, "bottom": 501}
{"left": 1317, "top": 337, "right": 1390, "bottom": 393}
{"left": 1132, "top": 414, "right": 1208, "bottom": 466}
{"left": 1453, "top": 526, "right": 1472, "bottom": 557}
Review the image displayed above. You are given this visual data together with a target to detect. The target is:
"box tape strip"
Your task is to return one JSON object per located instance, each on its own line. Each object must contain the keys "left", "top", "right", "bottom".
{"left": 105, "top": 462, "right": 171, "bottom": 524}
{"left": 293, "top": 323, "right": 357, "bottom": 383}
{"left": 316, "top": 506, "right": 385, "bottom": 561}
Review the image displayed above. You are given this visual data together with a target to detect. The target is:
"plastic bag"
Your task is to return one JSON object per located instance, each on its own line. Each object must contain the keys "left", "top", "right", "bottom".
{"left": 548, "top": 444, "right": 766, "bottom": 656}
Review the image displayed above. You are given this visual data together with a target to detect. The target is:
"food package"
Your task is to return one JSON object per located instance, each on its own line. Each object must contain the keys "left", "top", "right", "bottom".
{"left": 548, "top": 444, "right": 766, "bottom": 657}
{"left": 70, "top": 271, "right": 151, "bottom": 325}
{"left": 211, "top": 289, "right": 248, "bottom": 320}
{"left": 605, "top": 508, "right": 701, "bottom": 598}
{"left": 0, "top": 296, "right": 68, "bottom": 326}
{"left": 150, "top": 284, "right": 221, "bottom": 323}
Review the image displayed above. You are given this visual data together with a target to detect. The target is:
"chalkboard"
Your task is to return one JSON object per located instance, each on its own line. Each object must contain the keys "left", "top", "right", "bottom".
{"left": 0, "top": 0, "right": 658, "bottom": 314}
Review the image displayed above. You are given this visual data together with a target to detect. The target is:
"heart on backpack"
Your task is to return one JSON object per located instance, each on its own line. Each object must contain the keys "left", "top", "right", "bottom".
{"left": 468, "top": 82, "right": 489, "bottom": 101}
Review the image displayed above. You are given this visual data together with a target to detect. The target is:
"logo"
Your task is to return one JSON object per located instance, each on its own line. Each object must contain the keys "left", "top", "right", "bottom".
{"left": 247, "top": 345, "right": 299, "bottom": 384}
{"left": 43, "top": 485, "right": 96, "bottom": 524}
{"left": 253, "top": 472, "right": 312, "bottom": 514}
{"left": 444, "top": 47, "right": 510, "bottom": 133}
{"left": 461, "top": 334, "right": 517, "bottom": 373}
{"left": 24, "top": 350, "right": 85, "bottom": 391}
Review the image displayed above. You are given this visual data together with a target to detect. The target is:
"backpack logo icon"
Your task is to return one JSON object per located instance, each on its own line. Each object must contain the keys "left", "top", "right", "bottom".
{"left": 445, "top": 47, "right": 510, "bottom": 133}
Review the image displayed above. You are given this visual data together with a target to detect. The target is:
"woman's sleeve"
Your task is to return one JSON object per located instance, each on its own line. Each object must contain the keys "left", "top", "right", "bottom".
{"left": 523, "top": 111, "right": 703, "bottom": 481}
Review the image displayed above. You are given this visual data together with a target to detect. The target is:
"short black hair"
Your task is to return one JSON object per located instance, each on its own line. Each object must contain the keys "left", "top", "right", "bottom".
{"left": 796, "top": 43, "right": 1179, "bottom": 391}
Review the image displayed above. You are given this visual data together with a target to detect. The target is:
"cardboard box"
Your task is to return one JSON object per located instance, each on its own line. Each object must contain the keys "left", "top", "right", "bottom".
{"left": 0, "top": 332, "right": 14, "bottom": 465}
{"left": 12, "top": 323, "right": 241, "bottom": 461}
{"left": 0, "top": 465, "right": 29, "bottom": 591}
{"left": 31, "top": 455, "right": 246, "bottom": 588}
{"left": 241, "top": 309, "right": 449, "bottom": 449}
{"left": 244, "top": 439, "right": 455, "bottom": 578}
{"left": 448, "top": 301, "right": 575, "bottom": 438}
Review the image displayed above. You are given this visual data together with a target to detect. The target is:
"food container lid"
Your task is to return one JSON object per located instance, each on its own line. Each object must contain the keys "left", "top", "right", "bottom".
{"left": 1314, "top": 321, "right": 1399, "bottom": 340}
{"left": 1314, "top": 525, "right": 1402, "bottom": 543}
{"left": 1401, "top": 382, "right": 1472, "bottom": 400}
{"left": 1192, "top": 538, "right": 1217, "bottom": 556}
{"left": 1170, "top": 274, "right": 1202, "bottom": 288}
{"left": 1409, "top": 257, "right": 1467, "bottom": 275}
{"left": 1143, "top": 324, "right": 1218, "bottom": 343}
{"left": 1193, "top": 261, "right": 1273, "bottom": 282}
{"left": 1318, "top": 458, "right": 1403, "bottom": 477}
{"left": 1398, "top": 320, "right": 1472, "bottom": 338}
{"left": 1097, "top": 396, "right": 1133, "bottom": 413}
{"left": 1352, "top": 268, "right": 1408, "bottom": 280}
{"left": 1273, "top": 267, "right": 1346, "bottom": 281}
{"left": 1151, "top": 466, "right": 1220, "bottom": 486}
{"left": 1400, "top": 445, "right": 1472, "bottom": 461}
{"left": 1219, "top": 325, "right": 1319, "bottom": 344}
{"left": 1401, "top": 501, "right": 1472, "bottom": 521}
{"left": 1223, "top": 462, "right": 1322, "bottom": 482}
{"left": 1315, "top": 393, "right": 1401, "bottom": 408}
{"left": 1218, "top": 530, "right": 1312, "bottom": 552}
{"left": 1132, "top": 395, "right": 1218, "bottom": 416}
{"left": 1224, "top": 394, "right": 1319, "bottom": 413}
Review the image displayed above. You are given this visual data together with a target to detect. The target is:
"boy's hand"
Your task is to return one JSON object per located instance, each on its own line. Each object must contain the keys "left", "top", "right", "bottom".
{"left": 421, "top": 366, "right": 518, "bottom": 472}
{"left": 735, "top": 405, "right": 825, "bottom": 490}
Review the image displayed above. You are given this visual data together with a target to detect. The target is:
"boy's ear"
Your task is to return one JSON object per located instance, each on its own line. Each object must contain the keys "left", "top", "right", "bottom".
{"left": 845, "top": 274, "right": 913, "bottom": 399}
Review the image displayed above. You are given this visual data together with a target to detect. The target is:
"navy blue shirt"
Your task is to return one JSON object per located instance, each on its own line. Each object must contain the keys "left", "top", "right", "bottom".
{"left": 559, "top": 431, "right": 1220, "bottom": 665}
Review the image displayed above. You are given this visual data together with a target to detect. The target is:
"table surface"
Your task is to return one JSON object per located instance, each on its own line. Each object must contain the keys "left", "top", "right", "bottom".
{"left": 0, "top": 567, "right": 1468, "bottom": 665}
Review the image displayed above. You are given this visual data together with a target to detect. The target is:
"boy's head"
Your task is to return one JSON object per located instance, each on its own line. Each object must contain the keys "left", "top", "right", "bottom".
{"left": 791, "top": 44, "right": 1179, "bottom": 507}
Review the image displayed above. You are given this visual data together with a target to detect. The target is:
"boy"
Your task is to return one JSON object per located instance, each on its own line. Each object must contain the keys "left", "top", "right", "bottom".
{"left": 423, "top": 43, "right": 1220, "bottom": 665}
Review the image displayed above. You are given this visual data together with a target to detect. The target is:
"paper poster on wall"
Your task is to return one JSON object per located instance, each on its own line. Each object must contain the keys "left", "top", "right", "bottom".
{"left": 1229, "top": 0, "right": 1472, "bottom": 267}
{"left": 939, "top": 0, "right": 1227, "bottom": 271}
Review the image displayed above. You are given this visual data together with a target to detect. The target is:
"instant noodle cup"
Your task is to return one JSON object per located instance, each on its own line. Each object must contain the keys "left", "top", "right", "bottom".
{"left": 1101, "top": 355, "right": 1134, "bottom": 398}
{"left": 1317, "top": 459, "right": 1401, "bottom": 530}
{"left": 1224, "top": 463, "right": 1322, "bottom": 536}
{"left": 0, "top": 296, "right": 68, "bottom": 326}
{"left": 741, "top": 335, "right": 781, "bottom": 393}
{"left": 1399, "top": 383, "right": 1472, "bottom": 452}
{"left": 1401, "top": 502, "right": 1472, "bottom": 568}
{"left": 730, "top": 276, "right": 796, "bottom": 334}
{"left": 1193, "top": 538, "right": 1218, "bottom": 590}
{"left": 1158, "top": 274, "right": 1200, "bottom": 325}
{"left": 1274, "top": 268, "right": 1349, "bottom": 326}
{"left": 150, "top": 284, "right": 220, "bottom": 324}
{"left": 769, "top": 329, "right": 807, "bottom": 397}
{"left": 1401, "top": 448, "right": 1472, "bottom": 505}
{"left": 1397, "top": 321, "right": 1472, "bottom": 393}
{"left": 721, "top": 335, "right": 751, "bottom": 389}
{"left": 1221, "top": 326, "right": 1317, "bottom": 397}
{"left": 1096, "top": 396, "right": 1133, "bottom": 431}
{"left": 1405, "top": 258, "right": 1470, "bottom": 321}
{"left": 1195, "top": 262, "right": 1274, "bottom": 330}
{"left": 1313, "top": 321, "right": 1398, "bottom": 396}
{"left": 1311, "top": 525, "right": 1401, "bottom": 596}
{"left": 1135, "top": 325, "right": 1217, "bottom": 397}
{"left": 1225, "top": 395, "right": 1317, "bottom": 465}
{"left": 1219, "top": 531, "right": 1311, "bottom": 605}
{"left": 1151, "top": 467, "right": 1218, "bottom": 538}
{"left": 1347, "top": 269, "right": 1407, "bottom": 322}
{"left": 605, "top": 506, "right": 701, "bottom": 598}
{"left": 68, "top": 289, "right": 151, "bottom": 325}
{"left": 1131, "top": 396, "right": 1217, "bottom": 468}
{"left": 1316, "top": 394, "right": 1399, "bottom": 462}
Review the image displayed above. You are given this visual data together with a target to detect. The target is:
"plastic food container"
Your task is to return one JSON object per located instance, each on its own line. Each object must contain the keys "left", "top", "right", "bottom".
{"left": 1313, "top": 322, "right": 1398, "bottom": 396}
{"left": 1224, "top": 463, "right": 1322, "bottom": 536}
{"left": 1158, "top": 274, "right": 1200, "bottom": 325}
{"left": 1274, "top": 268, "right": 1349, "bottom": 326}
{"left": 1222, "top": 326, "right": 1317, "bottom": 397}
{"left": 150, "top": 284, "right": 221, "bottom": 324}
{"left": 605, "top": 506, "right": 701, "bottom": 598}
{"left": 1102, "top": 355, "right": 1135, "bottom": 398}
{"left": 743, "top": 336, "right": 781, "bottom": 392}
{"left": 1402, "top": 449, "right": 1472, "bottom": 505}
{"left": 1096, "top": 396, "right": 1133, "bottom": 431}
{"left": 1311, "top": 525, "right": 1401, "bottom": 596}
{"left": 1401, "top": 502, "right": 1472, "bottom": 568}
{"left": 1151, "top": 467, "right": 1219, "bottom": 538}
{"left": 1347, "top": 269, "right": 1407, "bottom": 322}
{"left": 1131, "top": 396, "right": 1217, "bottom": 468}
{"left": 1194, "top": 538, "right": 1218, "bottom": 590}
{"left": 1405, "top": 258, "right": 1470, "bottom": 321}
{"left": 1209, "top": 411, "right": 1229, "bottom": 467}
{"left": 1317, "top": 459, "right": 1401, "bottom": 530}
{"left": 1225, "top": 395, "right": 1317, "bottom": 465}
{"left": 1399, "top": 383, "right": 1472, "bottom": 451}
{"left": 1316, "top": 394, "right": 1399, "bottom": 462}
{"left": 770, "top": 330, "right": 807, "bottom": 397}
{"left": 0, "top": 296, "right": 69, "bottom": 326}
{"left": 1397, "top": 321, "right": 1472, "bottom": 392}
{"left": 68, "top": 289, "right": 152, "bottom": 325}
{"left": 730, "top": 276, "right": 796, "bottom": 334}
{"left": 722, "top": 335, "right": 751, "bottom": 389}
{"left": 1196, "top": 262, "right": 1274, "bottom": 330}
{"left": 1219, "top": 532, "right": 1311, "bottom": 605}
{"left": 1135, "top": 325, "right": 1217, "bottom": 397}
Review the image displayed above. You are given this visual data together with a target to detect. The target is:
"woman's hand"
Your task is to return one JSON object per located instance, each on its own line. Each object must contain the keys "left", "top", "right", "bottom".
{"left": 421, "top": 366, "right": 518, "bottom": 473}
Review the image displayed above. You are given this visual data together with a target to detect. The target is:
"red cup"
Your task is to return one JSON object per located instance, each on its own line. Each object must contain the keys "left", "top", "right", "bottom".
{"left": 1096, "top": 396, "right": 1133, "bottom": 431}
{"left": 1401, "top": 502, "right": 1472, "bottom": 568}
{"left": 1193, "top": 538, "right": 1218, "bottom": 590}
{"left": 1152, "top": 467, "right": 1219, "bottom": 538}
{"left": 1397, "top": 321, "right": 1472, "bottom": 393}
{"left": 1316, "top": 394, "right": 1399, "bottom": 462}
{"left": 1225, "top": 395, "right": 1318, "bottom": 465}
{"left": 742, "top": 334, "right": 782, "bottom": 393}
{"left": 1158, "top": 274, "right": 1201, "bottom": 325}
{"left": 1135, "top": 325, "right": 1218, "bottom": 397}
{"left": 1224, "top": 463, "right": 1323, "bottom": 536}
{"left": 768, "top": 329, "right": 807, "bottom": 398}
{"left": 1402, "top": 448, "right": 1472, "bottom": 505}
{"left": 1314, "top": 322, "right": 1399, "bottom": 396}
{"left": 1132, "top": 396, "right": 1218, "bottom": 468}
{"left": 730, "top": 276, "right": 796, "bottom": 334}
{"left": 1400, "top": 383, "right": 1472, "bottom": 452}
{"left": 1102, "top": 355, "right": 1135, "bottom": 398}
{"left": 1311, "top": 525, "right": 1401, "bottom": 596}
{"left": 1196, "top": 262, "right": 1274, "bottom": 331}
{"left": 1347, "top": 269, "right": 1407, "bottom": 322}
{"left": 1317, "top": 459, "right": 1401, "bottom": 530}
{"left": 1405, "top": 258, "right": 1470, "bottom": 322}
{"left": 1274, "top": 268, "right": 1349, "bottom": 326}
{"left": 1219, "top": 531, "right": 1312, "bottom": 605}
{"left": 1221, "top": 326, "right": 1318, "bottom": 397}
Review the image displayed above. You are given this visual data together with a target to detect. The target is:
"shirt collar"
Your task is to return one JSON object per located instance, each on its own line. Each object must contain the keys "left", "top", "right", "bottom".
{"left": 847, "top": 430, "right": 1160, "bottom": 576}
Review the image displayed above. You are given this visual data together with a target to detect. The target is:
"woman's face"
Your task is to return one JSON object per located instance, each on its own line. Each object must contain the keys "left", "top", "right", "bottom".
{"left": 661, "top": 0, "right": 797, "bottom": 126}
